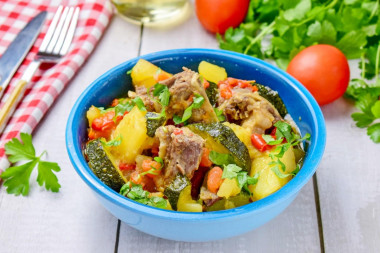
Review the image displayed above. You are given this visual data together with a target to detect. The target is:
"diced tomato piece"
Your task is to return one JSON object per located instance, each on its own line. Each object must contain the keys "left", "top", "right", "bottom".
{"left": 111, "top": 99, "right": 119, "bottom": 107}
{"left": 200, "top": 147, "right": 213, "bottom": 167}
{"left": 251, "top": 133, "right": 270, "bottom": 152}
{"left": 227, "top": 77, "right": 238, "bottom": 87}
{"left": 203, "top": 79, "right": 210, "bottom": 89}
{"left": 130, "top": 171, "right": 142, "bottom": 185}
{"left": 91, "top": 111, "right": 120, "bottom": 132}
{"left": 219, "top": 83, "right": 232, "bottom": 99}
{"left": 119, "top": 163, "right": 136, "bottom": 171}
{"left": 173, "top": 128, "right": 183, "bottom": 135}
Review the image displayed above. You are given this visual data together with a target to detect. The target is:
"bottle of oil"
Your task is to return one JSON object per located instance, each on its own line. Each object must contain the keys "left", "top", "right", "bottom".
{"left": 112, "top": 0, "right": 190, "bottom": 26}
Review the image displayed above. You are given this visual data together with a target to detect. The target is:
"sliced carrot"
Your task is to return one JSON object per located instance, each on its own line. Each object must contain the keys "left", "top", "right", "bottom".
{"left": 142, "top": 160, "right": 162, "bottom": 178}
{"left": 200, "top": 147, "right": 212, "bottom": 167}
{"left": 207, "top": 166, "right": 223, "bottom": 193}
{"left": 130, "top": 171, "right": 142, "bottom": 185}
{"left": 154, "top": 71, "right": 171, "bottom": 82}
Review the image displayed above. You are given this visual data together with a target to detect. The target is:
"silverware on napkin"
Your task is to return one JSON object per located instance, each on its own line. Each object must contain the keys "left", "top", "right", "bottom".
{"left": 0, "top": 6, "right": 79, "bottom": 134}
{"left": 0, "top": 11, "right": 47, "bottom": 99}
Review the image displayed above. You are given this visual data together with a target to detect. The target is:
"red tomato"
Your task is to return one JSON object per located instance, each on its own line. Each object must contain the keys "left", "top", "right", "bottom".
{"left": 195, "top": 0, "right": 250, "bottom": 34}
{"left": 286, "top": 44, "right": 350, "bottom": 106}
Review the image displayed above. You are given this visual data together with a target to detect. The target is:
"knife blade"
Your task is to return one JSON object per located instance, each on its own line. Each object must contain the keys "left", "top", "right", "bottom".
{"left": 0, "top": 11, "right": 47, "bottom": 98}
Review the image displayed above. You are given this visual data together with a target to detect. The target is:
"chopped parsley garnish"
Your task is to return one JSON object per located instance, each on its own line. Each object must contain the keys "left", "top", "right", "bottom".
{"left": 209, "top": 151, "right": 235, "bottom": 166}
{"left": 120, "top": 182, "right": 167, "bottom": 209}
{"left": 263, "top": 121, "right": 311, "bottom": 178}
{"left": 214, "top": 108, "right": 226, "bottom": 122}
{"left": 222, "top": 164, "right": 259, "bottom": 194}
{"left": 101, "top": 135, "right": 122, "bottom": 147}
{"left": 173, "top": 94, "right": 205, "bottom": 124}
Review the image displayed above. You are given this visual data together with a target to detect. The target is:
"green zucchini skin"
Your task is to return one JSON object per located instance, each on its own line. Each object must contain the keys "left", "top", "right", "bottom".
{"left": 145, "top": 112, "right": 166, "bottom": 137}
{"left": 188, "top": 123, "right": 251, "bottom": 171}
{"left": 164, "top": 174, "right": 190, "bottom": 210}
{"left": 205, "top": 81, "right": 218, "bottom": 107}
{"left": 85, "top": 139, "right": 126, "bottom": 192}
{"left": 206, "top": 193, "right": 250, "bottom": 212}
{"left": 256, "top": 83, "right": 288, "bottom": 117}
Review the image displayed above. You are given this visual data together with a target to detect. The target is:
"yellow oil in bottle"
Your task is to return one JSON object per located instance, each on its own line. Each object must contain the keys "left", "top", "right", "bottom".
{"left": 112, "top": 0, "right": 190, "bottom": 26}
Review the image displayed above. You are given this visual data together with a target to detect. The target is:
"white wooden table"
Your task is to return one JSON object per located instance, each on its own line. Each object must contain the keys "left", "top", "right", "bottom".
{"left": 1, "top": 7, "right": 380, "bottom": 253}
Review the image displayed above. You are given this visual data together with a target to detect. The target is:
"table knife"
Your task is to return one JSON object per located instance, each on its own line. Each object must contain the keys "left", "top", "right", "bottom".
{"left": 0, "top": 11, "right": 47, "bottom": 99}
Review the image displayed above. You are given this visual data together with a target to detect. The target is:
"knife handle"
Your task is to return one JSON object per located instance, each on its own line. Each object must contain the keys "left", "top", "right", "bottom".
{"left": 0, "top": 79, "right": 28, "bottom": 133}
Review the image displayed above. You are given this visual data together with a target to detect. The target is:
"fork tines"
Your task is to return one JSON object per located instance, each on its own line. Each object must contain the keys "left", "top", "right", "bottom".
{"left": 39, "top": 5, "right": 80, "bottom": 57}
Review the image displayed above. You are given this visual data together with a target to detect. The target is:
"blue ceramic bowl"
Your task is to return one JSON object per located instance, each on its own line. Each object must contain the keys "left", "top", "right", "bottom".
{"left": 66, "top": 48, "right": 326, "bottom": 242}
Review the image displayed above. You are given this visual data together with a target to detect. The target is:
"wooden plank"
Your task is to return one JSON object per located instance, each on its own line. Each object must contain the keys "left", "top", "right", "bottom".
{"left": 0, "top": 17, "right": 141, "bottom": 253}
{"left": 318, "top": 94, "right": 380, "bottom": 252}
{"left": 118, "top": 9, "right": 321, "bottom": 252}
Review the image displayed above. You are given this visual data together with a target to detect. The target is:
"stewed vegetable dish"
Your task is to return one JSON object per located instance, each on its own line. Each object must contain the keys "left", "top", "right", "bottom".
{"left": 84, "top": 59, "right": 309, "bottom": 212}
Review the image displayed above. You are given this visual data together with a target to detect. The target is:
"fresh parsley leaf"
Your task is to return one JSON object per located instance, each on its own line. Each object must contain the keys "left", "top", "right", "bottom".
{"left": 351, "top": 112, "right": 374, "bottom": 128}
{"left": 173, "top": 115, "right": 183, "bottom": 125}
{"left": 274, "top": 121, "right": 293, "bottom": 141}
{"left": 154, "top": 157, "right": 164, "bottom": 166}
{"left": 182, "top": 106, "right": 194, "bottom": 122}
{"left": 4, "top": 133, "right": 35, "bottom": 163}
{"left": 172, "top": 93, "right": 205, "bottom": 124}
{"left": 262, "top": 134, "right": 283, "bottom": 145}
{"left": 133, "top": 97, "right": 147, "bottom": 111}
{"left": 153, "top": 83, "right": 171, "bottom": 107}
{"left": 371, "top": 100, "right": 380, "bottom": 118}
{"left": 0, "top": 160, "right": 36, "bottom": 196}
{"left": 192, "top": 94, "right": 205, "bottom": 109}
{"left": 114, "top": 102, "right": 134, "bottom": 118}
{"left": 37, "top": 161, "right": 61, "bottom": 192}
{"left": 126, "top": 69, "right": 132, "bottom": 75}
{"left": 0, "top": 133, "right": 61, "bottom": 196}
{"left": 222, "top": 164, "right": 242, "bottom": 179}
{"left": 214, "top": 108, "right": 226, "bottom": 121}
{"left": 367, "top": 123, "right": 380, "bottom": 143}
{"left": 209, "top": 151, "right": 235, "bottom": 166}
{"left": 101, "top": 135, "right": 123, "bottom": 147}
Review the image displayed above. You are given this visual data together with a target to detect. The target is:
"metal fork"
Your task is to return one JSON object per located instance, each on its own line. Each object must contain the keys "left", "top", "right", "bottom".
{"left": 0, "top": 6, "right": 80, "bottom": 133}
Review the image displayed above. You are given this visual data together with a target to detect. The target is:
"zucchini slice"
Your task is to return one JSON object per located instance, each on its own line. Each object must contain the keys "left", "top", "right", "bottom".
{"left": 164, "top": 174, "right": 190, "bottom": 211}
{"left": 205, "top": 81, "right": 218, "bottom": 107}
{"left": 256, "top": 83, "right": 287, "bottom": 117}
{"left": 145, "top": 112, "right": 166, "bottom": 137}
{"left": 206, "top": 193, "right": 250, "bottom": 212}
{"left": 187, "top": 123, "right": 251, "bottom": 171}
{"left": 85, "top": 139, "right": 127, "bottom": 192}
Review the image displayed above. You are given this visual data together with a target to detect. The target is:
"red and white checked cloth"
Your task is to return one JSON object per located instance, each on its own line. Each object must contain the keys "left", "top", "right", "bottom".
{"left": 0, "top": 0, "right": 113, "bottom": 170}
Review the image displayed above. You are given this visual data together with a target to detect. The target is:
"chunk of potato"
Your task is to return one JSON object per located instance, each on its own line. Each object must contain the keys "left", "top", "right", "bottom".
{"left": 131, "top": 59, "right": 172, "bottom": 89}
{"left": 198, "top": 61, "right": 227, "bottom": 84}
{"left": 86, "top": 106, "right": 101, "bottom": 126}
{"left": 109, "top": 106, "right": 152, "bottom": 163}
{"left": 177, "top": 186, "right": 203, "bottom": 212}
{"left": 249, "top": 146, "right": 296, "bottom": 201}
{"left": 217, "top": 178, "right": 241, "bottom": 199}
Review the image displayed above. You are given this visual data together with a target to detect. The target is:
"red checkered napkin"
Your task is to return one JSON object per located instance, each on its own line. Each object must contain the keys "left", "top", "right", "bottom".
{"left": 0, "top": 0, "right": 113, "bottom": 170}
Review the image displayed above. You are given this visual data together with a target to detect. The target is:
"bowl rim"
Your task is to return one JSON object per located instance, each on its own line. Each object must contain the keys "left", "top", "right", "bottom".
{"left": 66, "top": 48, "right": 326, "bottom": 220}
